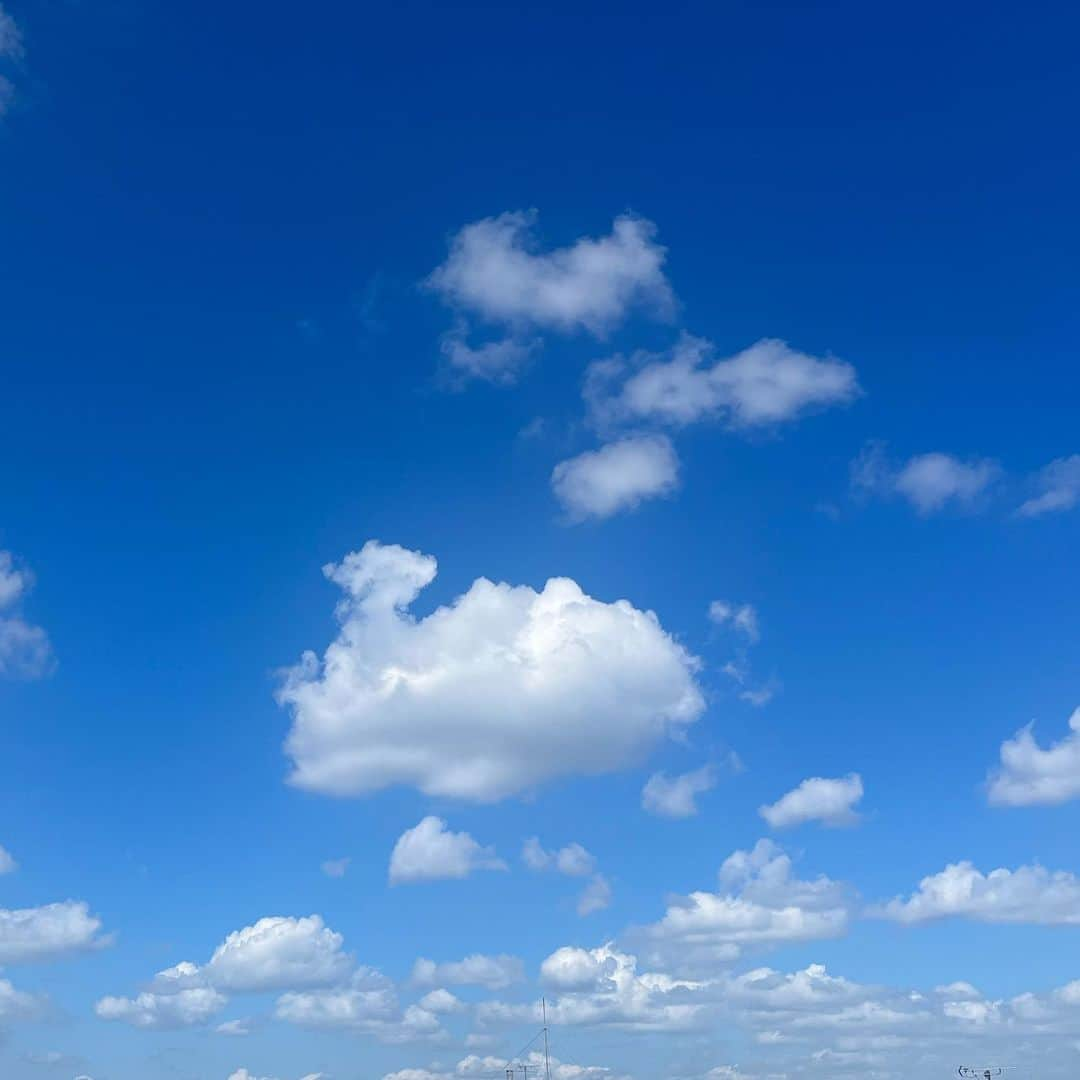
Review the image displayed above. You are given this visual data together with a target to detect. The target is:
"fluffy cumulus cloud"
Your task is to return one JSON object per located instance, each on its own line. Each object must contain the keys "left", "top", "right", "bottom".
{"left": 96, "top": 987, "right": 227, "bottom": 1030}
{"left": 389, "top": 817, "right": 506, "bottom": 884}
{"left": 97, "top": 916, "right": 355, "bottom": 1029}
{"left": 411, "top": 954, "right": 523, "bottom": 991}
{"left": 427, "top": 210, "right": 674, "bottom": 337}
{"left": 204, "top": 916, "right": 353, "bottom": 991}
{"left": 279, "top": 541, "right": 704, "bottom": 802}
{"left": 873, "top": 860, "right": 1080, "bottom": 924}
{"left": 987, "top": 707, "right": 1080, "bottom": 806}
{"left": 275, "top": 968, "right": 446, "bottom": 1044}
{"left": 641, "top": 765, "right": 717, "bottom": 818}
{"left": 758, "top": 774, "right": 863, "bottom": 829}
{"left": 0, "top": 900, "right": 108, "bottom": 962}
{"left": 1017, "top": 454, "right": 1080, "bottom": 517}
{"left": 640, "top": 840, "right": 851, "bottom": 966}
{"left": 551, "top": 435, "right": 680, "bottom": 520}
{"left": 527, "top": 942, "right": 706, "bottom": 1031}
{"left": 0, "top": 550, "right": 54, "bottom": 679}
{"left": 585, "top": 335, "right": 859, "bottom": 433}
{"left": 852, "top": 442, "right": 999, "bottom": 514}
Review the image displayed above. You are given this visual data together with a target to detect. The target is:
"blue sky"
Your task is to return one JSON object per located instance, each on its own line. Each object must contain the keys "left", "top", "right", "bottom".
{"left": 1, "top": 1, "right": 1079, "bottom": 1078}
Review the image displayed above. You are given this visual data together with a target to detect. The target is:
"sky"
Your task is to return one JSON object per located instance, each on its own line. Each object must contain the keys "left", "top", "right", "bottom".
{"left": 1, "top": 1, "right": 1079, "bottom": 1078}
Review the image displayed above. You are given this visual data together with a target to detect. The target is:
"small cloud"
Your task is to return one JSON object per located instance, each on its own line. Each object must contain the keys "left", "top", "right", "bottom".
{"left": 1016, "top": 454, "right": 1080, "bottom": 518}
{"left": 759, "top": 774, "right": 864, "bottom": 829}
{"left": 577, "top": 874, "right": 612, "bottom": 916}
{"left": 641, "top": 765, "right": 717, "bottom": 819}
{"left": 321, "top": 857, "right": 350, "bottom": 879}
{"left": 708, "top": 601, "right": 759, "bottom": 643}
{"left": 552, "top": 435, "right": 679, "bottom": 521}
{"left": 389, "top": 817, "right": 506, "bottom": 885}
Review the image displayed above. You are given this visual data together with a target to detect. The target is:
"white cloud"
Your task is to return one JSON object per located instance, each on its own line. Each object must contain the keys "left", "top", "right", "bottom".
{"left": 99, "top": 915, "right": 353, "bottom": 1028}
{"left": 874, "top": 859, "right": 1080, "bottom": 924}
{"left": 439, "top": 330, "right": 540, "bottom": 385}
{"left": 526, "top": 943, "right": 706, "bottom": 1031}
{"left": 0, "top": 900, "right": 108, "bottom": 962}
{"left": 0, "top": 976, "right": 43, "bottom": 1021}
{"left": 418, "top": 988, "right": 463, "bottom": 1014}
{"left": 759, "top": 774, "right": 864, "bottom": 829}
{"left": 427, "top": 210, "right": 674, "bottom": 337}
{"left": 577, "top": 875, "right": 613, "bottom": 917}
{"left": 96, "top": 987, "right": 227, "bottom": 1029}
{"left": 585, "top": 335, "right": 858, "bottom": 432}
{"left": 522, "top": 838, "right": 596, "bottom": 877}
{"left": 551, "top": 435, "right": 680, "bottom": 520}
{"left": 0, "top": 845, "right": 15, "bottom": 874}
{"left": 384, "top": 1052, "right": 625, "bottom": 1080}
{"left": 321, "top": 857, "right": 350, "bottom": 878}
{"left": 205, "top": 915, "right": 353, "bottom": 991}
{"left": 276, "top": 970, "right": 444, "bottom": 1043}
{"left": 0, "top": 4, "right": 22, "bottom": 118}
{"left": 641, "top": 765, "right": 717, "bottom": 819}
{"left": 640, "top": 840, "right": 851, "bottom": 964}
{"left": 852, "top": 443, "right": 999, "bottom": 514}
{"left": 216, "top": 1018, "right": 252, "bottom": 1036}
{"left": 389, "top": 817, "right": 506, "bottom": 885}
{"left": 411, "top": 954, "right": 523, "bottom": 990}
{"left": 279, "top": 541, "right": 704, "bottom": 802}
{"left": 1017, "top": 454, "right": 1080, "bottom": 517}
{"left": 987, "top": 707, "right": 1080, "bottom": 806}
{"left": 708, "top": 601, "right": 759, "bottom": 642}
{"left": 0, "top": 551, "right": 53, "bottom": 679}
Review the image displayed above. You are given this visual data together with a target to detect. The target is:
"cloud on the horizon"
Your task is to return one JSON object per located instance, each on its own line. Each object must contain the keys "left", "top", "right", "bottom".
{"left": 279, "top": 541, "right": 704, "bottom": 802}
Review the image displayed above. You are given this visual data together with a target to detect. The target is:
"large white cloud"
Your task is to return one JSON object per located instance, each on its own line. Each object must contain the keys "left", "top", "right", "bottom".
{"left": 851, "top": 443, "right": 999, "bottom": 514}
{"left": 427, "top": 211, "right": 674, "bottom": 337}
{"left": 873, "top": 860, "right": 1080, "bottom": 924}
{"left": 410, "top": 954, "right": 523, "bottom": 990}
{"left": 639, "top": 840, "right": 851, "bottom": 964}
{"left": 585, "top": 335, "right": 858, "bottom": 432}
{"left": 551, "top": 435, "right": 680, "bottom": 520}
{"left": 0, "top": 550, "right": 53, "bottom": 679}
{"left": 987, "top": 707, "right": 1080, "bottom": 806}
{"left": 389, "top": 817, "right": 506, "bottom": 884}
{"left": 279, "top": 541, "right": 704, "bottom": 802}
{"left": 0, "top": 900, "right": 108, "bottom": 962}
{"left": 1017, "top": 454, "right": 1080, "bottom": 517}
{"left": 758, "top": 775, "right": 863, "bottom": 829}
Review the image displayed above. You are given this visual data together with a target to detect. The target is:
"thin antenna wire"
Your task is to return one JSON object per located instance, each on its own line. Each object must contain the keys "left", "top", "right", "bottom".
{"left": 543, "top": 997, "right": 552, "bottom": 1080}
